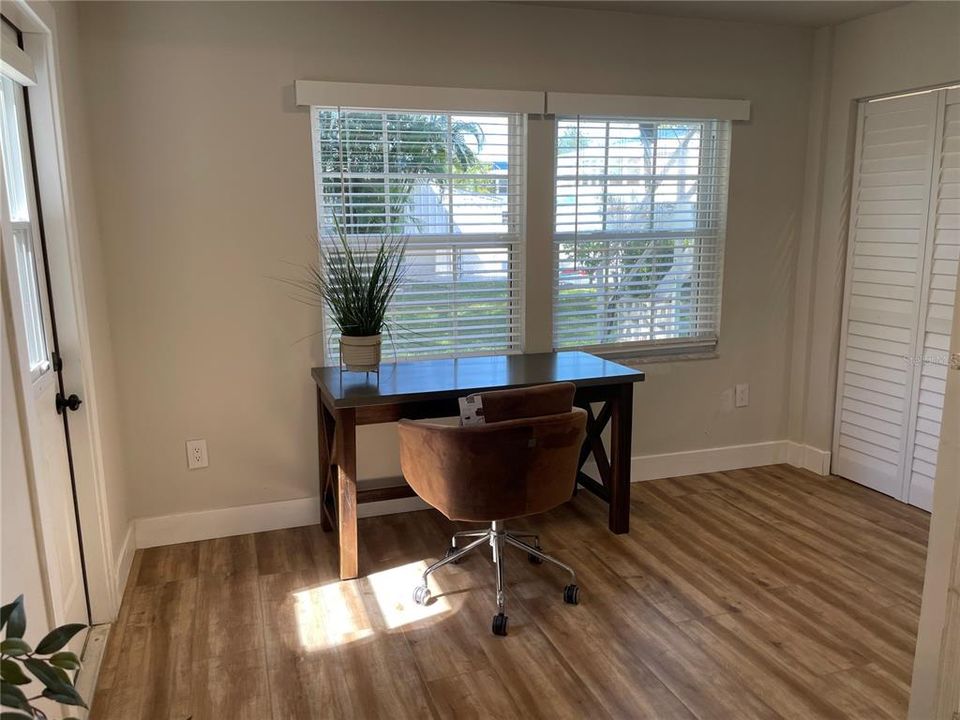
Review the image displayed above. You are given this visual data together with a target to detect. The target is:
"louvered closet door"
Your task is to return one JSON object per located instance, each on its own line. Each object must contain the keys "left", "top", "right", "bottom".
{"left": 833, "top": 92, "right": 939, "bottom": 499}
{"left": 905, "top": 89, "right": 960, "bottom": 510}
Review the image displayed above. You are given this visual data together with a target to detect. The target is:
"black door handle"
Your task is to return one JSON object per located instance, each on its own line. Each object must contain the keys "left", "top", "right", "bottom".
{"left": 56, "top": 393, "right": 82, "bottom": 414}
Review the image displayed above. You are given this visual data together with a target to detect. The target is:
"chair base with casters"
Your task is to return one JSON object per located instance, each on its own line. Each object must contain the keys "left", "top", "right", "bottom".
{"left": 412, "top": 520, "right": 580, "bottom": 636}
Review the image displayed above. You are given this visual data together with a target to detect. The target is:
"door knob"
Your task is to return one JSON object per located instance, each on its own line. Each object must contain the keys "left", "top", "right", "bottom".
{"left": 56, "top": 393, "right": 82, "bottom": 414}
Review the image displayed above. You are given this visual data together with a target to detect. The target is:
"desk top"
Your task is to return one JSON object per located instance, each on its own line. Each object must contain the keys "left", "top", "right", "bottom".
{"left": 312, "top": 351, "right": 645, "bottom": 409}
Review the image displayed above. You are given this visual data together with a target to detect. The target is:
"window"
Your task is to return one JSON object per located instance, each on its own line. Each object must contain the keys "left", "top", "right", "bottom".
{"left": 1, "top": 72, "right": 49, "bottom": 377}
{"left": 301, "top": 82, "right": 746, "bottom": 362}
{"left": 311, "top": 107, "right": 524, "bottom": 360}
{"left": 553, "top": 116, "right": 730, "bottom": 353}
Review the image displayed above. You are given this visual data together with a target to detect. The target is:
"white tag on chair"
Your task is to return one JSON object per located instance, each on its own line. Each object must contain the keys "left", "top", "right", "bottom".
{"left": 458, "top": 394, "right": 485, "bottom": 426}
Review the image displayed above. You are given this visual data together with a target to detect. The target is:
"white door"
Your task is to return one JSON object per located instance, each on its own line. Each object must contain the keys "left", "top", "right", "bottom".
{"left": 0, "top": 42, "right": 88, "bottom": 630}
{"left": 904, "top": 88, "right": 960, "bottom": 511}
{"left": 833, "top": 87, "right": 960, "bottom": 510}
{"left": 833, "top": 93, "right": 938, "bottom": 499}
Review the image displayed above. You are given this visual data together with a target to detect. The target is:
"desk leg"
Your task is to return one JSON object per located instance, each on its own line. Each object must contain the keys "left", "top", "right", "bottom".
{"left": 336, "top": 407, "right": 359, "bottom": 580}
{"left": 609, "top": 383, "right": 633, "bottom": 534}
{"left": 317, "top": 389, "right": 337, "bottom": 532}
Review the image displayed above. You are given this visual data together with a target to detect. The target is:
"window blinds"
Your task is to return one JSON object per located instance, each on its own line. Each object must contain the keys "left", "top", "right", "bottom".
{"left": 311, "top": 107, "right": 524, "bottom": 360}
{"left": 553, "top": 116, "right": 731, "bottom": 352}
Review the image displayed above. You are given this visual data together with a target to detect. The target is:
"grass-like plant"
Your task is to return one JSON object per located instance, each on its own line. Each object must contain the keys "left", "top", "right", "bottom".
{"left": 1, "top": 595, "right": 87, "bottom": 719}
{"left": 300, "top": 220, "right": 408, "bottom": 338}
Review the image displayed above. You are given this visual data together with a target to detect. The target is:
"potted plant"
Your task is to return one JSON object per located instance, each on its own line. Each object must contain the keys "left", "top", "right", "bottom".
{"left": 1, "top": 595, "right": 87, "bottom": 719}
{"left": 305, "top": 221, "right": 407, "bottom": 372}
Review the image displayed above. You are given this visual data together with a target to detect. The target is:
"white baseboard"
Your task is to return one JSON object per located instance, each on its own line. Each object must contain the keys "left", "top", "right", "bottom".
{"left": 585, "top": 439, "right": 831, "bottom": 482}
{"left": 134, "top": 492, "right": 427, "bottom": 549}
{"left": 625, "top": 440, "right": 790, "bottom": 481}
{"left": 75, "top": 623, "right": 110, "bottom": 720}
{"left": 133, "top": 440, "right": 831, "bottom": 550}
{"left": 114, "top": 523, "right": 135, "bottom": 601}
{"left": 786, "top": 441, "right": 832, "bottom": 475}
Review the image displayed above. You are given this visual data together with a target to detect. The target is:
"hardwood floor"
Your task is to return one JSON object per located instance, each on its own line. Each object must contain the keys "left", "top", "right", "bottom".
{"left": 90, "top": 465, "right": 930, "bottom": 720}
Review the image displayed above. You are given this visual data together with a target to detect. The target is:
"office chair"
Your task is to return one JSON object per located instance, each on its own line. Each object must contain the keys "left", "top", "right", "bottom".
{"left": 398, "top": 382, "right": 587, "bottom": 636}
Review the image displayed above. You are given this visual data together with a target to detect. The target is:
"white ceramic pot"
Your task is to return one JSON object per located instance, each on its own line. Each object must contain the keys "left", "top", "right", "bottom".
{"left": 339, "top": 334, "right": 382, "bottom": 372}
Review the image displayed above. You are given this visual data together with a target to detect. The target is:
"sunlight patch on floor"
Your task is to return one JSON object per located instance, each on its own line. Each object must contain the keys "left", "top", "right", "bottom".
{"left": 293, "top": 560, "right": 453, "bottom": 650}
{"left": 294, "top": 580, "right": 374, "bottom": 651}
{"left": 368, "top": 560, "right": 452, "bottom": 630}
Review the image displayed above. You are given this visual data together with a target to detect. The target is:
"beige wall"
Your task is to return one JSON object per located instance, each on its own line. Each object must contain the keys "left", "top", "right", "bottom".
{"left": 52, "top": 1, "right": 132, "bottom": 592}
{"left": 791, "top": 1, "right": 960, "bottom": 453}
{"left": 74, "top": 1, "right": 814, "bottom": 520}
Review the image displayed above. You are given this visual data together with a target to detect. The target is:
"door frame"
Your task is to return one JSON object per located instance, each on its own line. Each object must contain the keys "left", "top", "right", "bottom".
{"left": 2, "top": 0, "right": 120, "bottom": 625}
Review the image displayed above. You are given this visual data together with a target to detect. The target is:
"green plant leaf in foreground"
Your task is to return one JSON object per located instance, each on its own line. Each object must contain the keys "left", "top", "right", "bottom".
{"left": 42, "top": 686, "right": 87, "bottom": 708}
{"left": 0, "top": 640, "right": 30, "bottom": 658}
{"left": 1, "top": 598, "right": 25, "bottom": 640}
{"left": 0, "top": 681, "right": 31, "bottom": 712}
{"left": 0, "top": 661, "right": 28, "bottom": 686}
{"left": 49, "top": 665, "right": 71, "bottom": 686}
{"left": 22, "top": 658, "right": 85, "bottom": 708}
{"left": 35, "top": 624, "right": 85, "bottom": 655}
{"left": 0, "top": 599, "right": 19, "bottom": 633}
{"left": 49, "top": 651, "right": 81, "bottom": 671}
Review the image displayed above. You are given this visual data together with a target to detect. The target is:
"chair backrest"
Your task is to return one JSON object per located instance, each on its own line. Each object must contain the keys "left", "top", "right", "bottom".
{"left": 398, "top": 383, "right": 587, "bottom": 522}
{"left": 474, "top": 382, "right": 576, "bottom": 424}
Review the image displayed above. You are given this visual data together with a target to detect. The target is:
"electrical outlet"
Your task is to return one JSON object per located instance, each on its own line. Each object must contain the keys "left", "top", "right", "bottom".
{"left": 735, "top": 383, "right": 749, "bottom": 408}
{"left": 186, "top": 439, "right": 208, "bottom": 470}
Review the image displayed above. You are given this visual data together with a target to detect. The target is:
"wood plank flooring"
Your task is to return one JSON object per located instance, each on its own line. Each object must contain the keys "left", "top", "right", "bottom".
{"left": 90, "top": 465, "right": 930, "bottom": 720}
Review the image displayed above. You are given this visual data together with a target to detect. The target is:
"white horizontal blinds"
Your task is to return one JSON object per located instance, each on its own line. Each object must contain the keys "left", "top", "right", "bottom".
{"left": 553, "top": 116, "right": 730, "bottom": 351}
{"left": 311, "top": 107, "right": 523, "bottom": 359}
{"left": 907, "top": 90, "right": 960, "bottom": 510}
{"left": 834, "top": 92, "right": 939, "bottom": 499}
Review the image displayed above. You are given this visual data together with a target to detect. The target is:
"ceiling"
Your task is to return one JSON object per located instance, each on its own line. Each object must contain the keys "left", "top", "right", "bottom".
{"left": 518, "top": 1, "right": 910, "bottom": 28}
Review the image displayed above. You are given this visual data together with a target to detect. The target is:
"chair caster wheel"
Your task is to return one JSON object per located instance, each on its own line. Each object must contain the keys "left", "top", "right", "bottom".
{"left": 445, "top": 546, "right": 462, "bottom": 564}
{"left": 528, "top": 552, "right": 543, "bottom": 564}
{"left": 413, "top": 585, "right": 431, "bottom": 606}
{"left": 492, "top": 613, "right": 509, "bottom": 636}
{"left": 563, "top": 584, "right": 580, "bottom": 605}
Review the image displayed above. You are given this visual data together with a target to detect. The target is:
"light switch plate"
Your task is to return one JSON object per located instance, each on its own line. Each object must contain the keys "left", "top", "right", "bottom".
{"left": 186, "top": 439, "right": 208, "bottom": 469}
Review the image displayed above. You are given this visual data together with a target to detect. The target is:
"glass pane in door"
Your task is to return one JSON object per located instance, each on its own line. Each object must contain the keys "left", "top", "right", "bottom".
{"left": 1, "top": 73, "right": 49, "bottom": 375}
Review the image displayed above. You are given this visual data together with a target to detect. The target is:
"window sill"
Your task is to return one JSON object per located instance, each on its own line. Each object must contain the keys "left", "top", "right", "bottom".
{"left": 612, "top": 350, "right": 720, "bottom": 366}
{"left": 576, "top": 343, "right": 720, "bottom": 366}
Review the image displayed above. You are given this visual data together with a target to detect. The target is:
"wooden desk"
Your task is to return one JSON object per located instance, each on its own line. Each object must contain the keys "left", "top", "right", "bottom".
{"left": 312, "top": 351, "right": 645, "bottom": 580}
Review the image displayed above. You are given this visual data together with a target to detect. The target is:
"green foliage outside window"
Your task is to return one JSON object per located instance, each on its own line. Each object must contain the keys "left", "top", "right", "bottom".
{"left": 317, "top": 112, "right": 487, "bottom": 234}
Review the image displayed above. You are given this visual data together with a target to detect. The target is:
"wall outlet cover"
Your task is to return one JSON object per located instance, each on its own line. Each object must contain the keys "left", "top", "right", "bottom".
{"left": 186, "top": 439, "right": 208, "bottom": 470}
